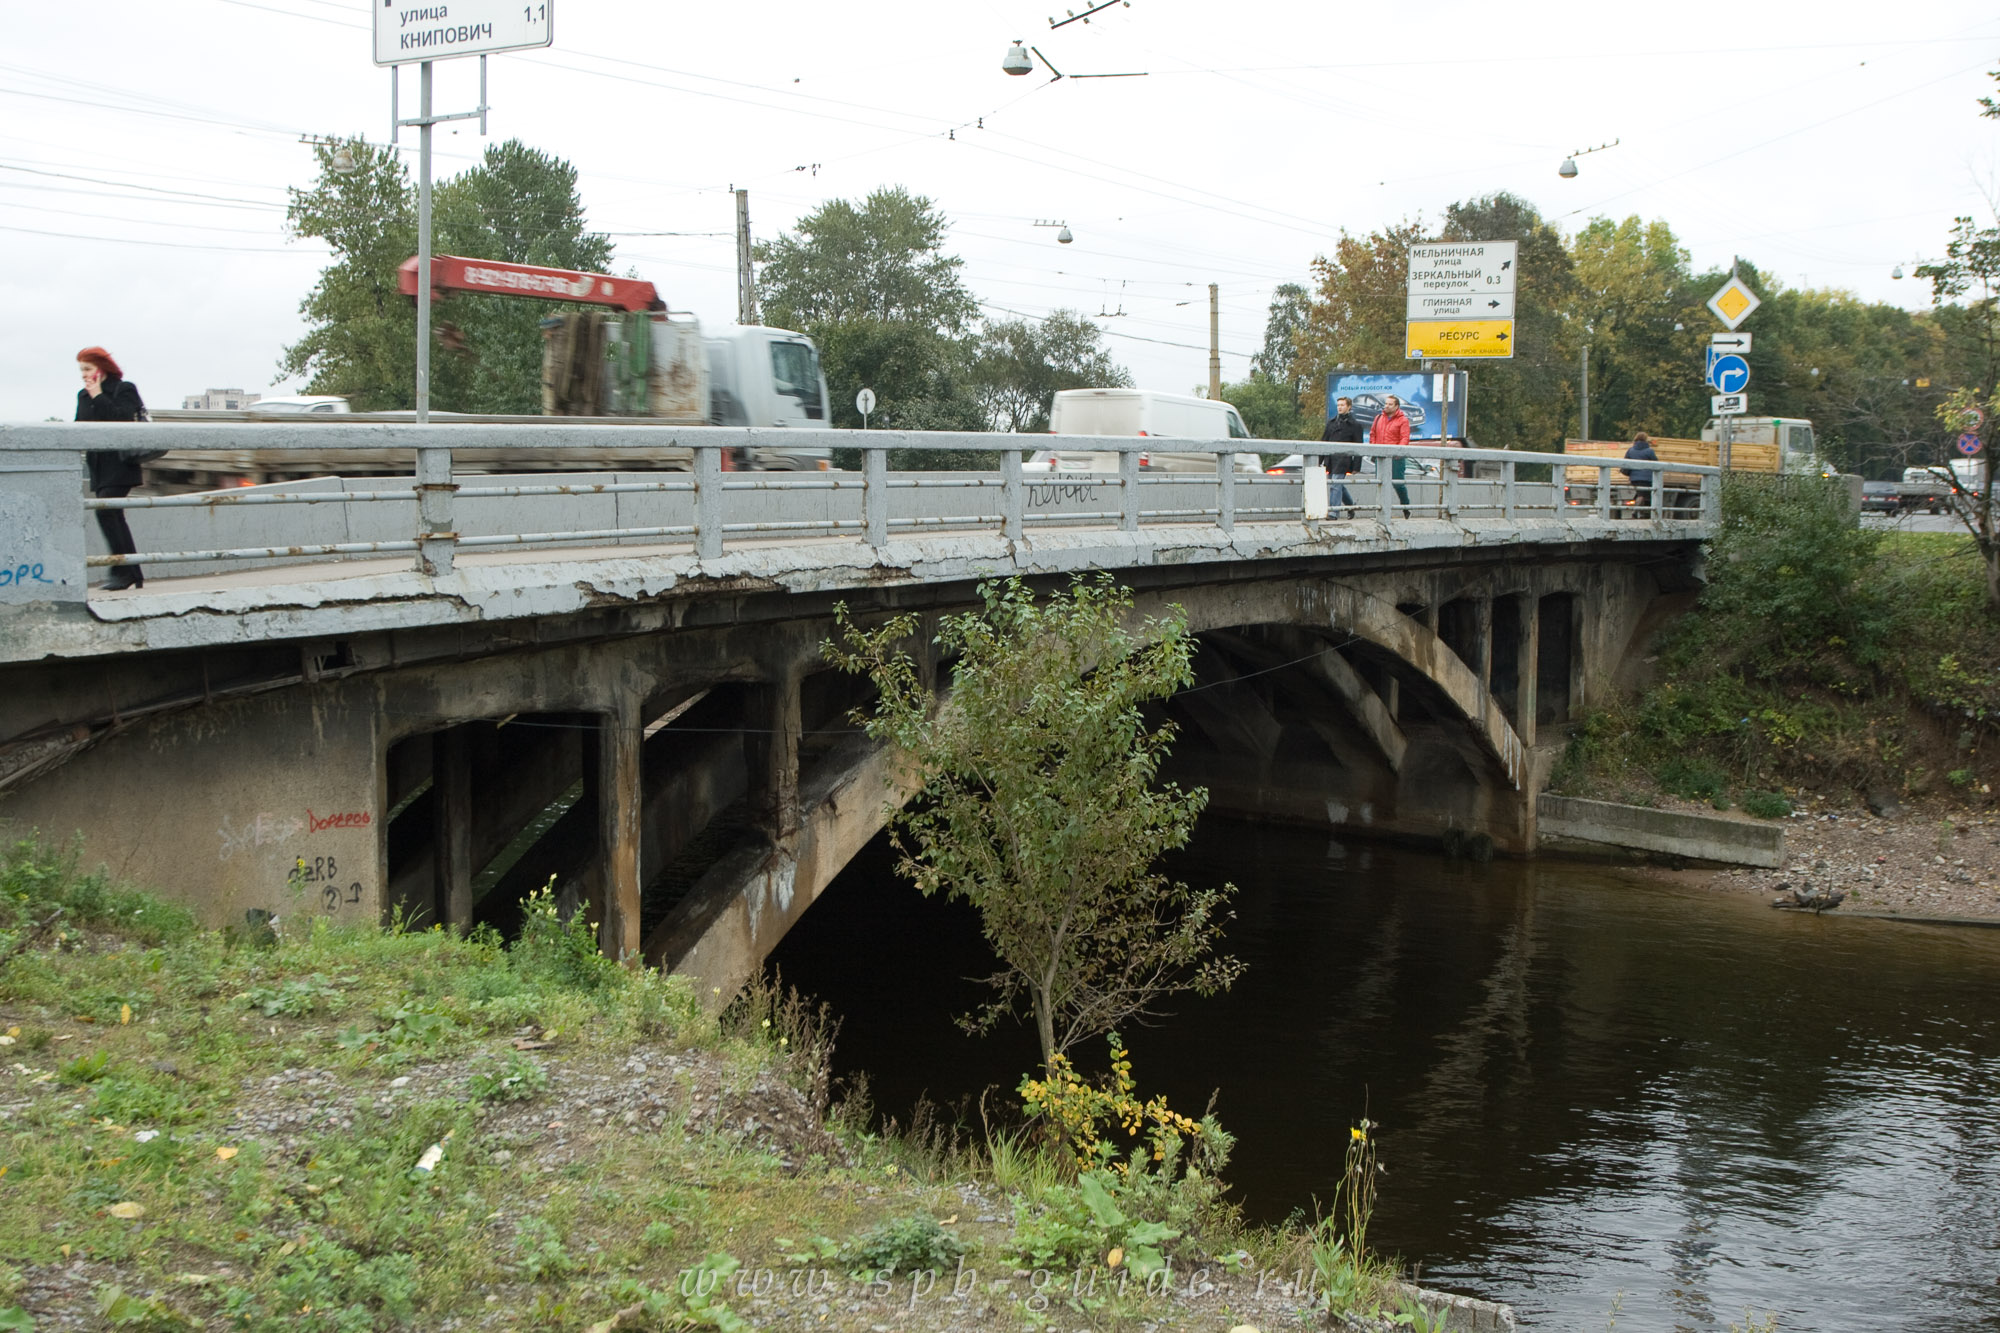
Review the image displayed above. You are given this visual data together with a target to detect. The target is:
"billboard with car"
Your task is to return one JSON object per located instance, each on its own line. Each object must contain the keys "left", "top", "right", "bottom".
{"left": 1326, "top": 372, "right": 1467, "bottom": 441}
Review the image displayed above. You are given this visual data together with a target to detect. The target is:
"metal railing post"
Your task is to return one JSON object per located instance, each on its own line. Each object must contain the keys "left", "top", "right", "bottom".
{"left": 415, "top": 446, "right": 457, "bottom": 575}
{"left": 864, "top": 446, "right": 889, "bottom": 548}
{"left": 1443, "top": 455, "right": 1459, "bottom": 517}
{"left": 1000, "top": 448, "right": 1023, "bottom": 541}
{"left": 1118, "top": 449, "right": 1140, "bottom": 531}
{"left": 1217, "top": 450, "right": 1236, "bottom": 533}
{"left": 695, "top": 445, "right": 724, "bottom": 559}
{"left": 1379, "top": 453, "right": 1396, "bottom": 524}
{"left": 1503, "top": 459, "right": 1518, "bottom": 521}
{"left": 1597, "top": 465, "right": 1612, "bottom": 520}
{"left": 1702, "top": 470, "right": 1721, "bottom": 525}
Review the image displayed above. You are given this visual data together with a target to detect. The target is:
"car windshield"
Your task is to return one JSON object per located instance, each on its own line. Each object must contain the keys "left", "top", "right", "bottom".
{"left": 769, "top": 341, "right": 824, "bottom": 420}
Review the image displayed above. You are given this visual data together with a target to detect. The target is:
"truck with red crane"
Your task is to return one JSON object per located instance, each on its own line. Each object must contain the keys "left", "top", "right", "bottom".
{"left": 147, "top": 255, "right": 833, "bottom": 488}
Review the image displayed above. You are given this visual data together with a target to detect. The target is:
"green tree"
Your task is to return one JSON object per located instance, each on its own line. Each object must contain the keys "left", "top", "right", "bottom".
{"left": 759, "top": 188, "right": 985, "bottom": 458}
{"left": 1252, "top": 282, "right": 1312, "bottom": 394}
{"left": 1570, "top": 215, "right": 1707, "bottom": 442}
{"left": 282, "top": 137, "right": 613, "bottom": 414}
{"left": 281, "top": 139, "right": 424, "bottom": 411}
{"left": 756, "top": 186, "right": 977, "bottom": 332}
{"left": 826, "top": 576, "right": 1243, "bottom": 1072}
{"left": 431, "top": 140, "right": 613, "bottom": 415}
{"left": 1219, "top": 373, "right": 1307, "bottom": 442}
{"left": 1290, "top": 221, "right": 1423, "bottom": 424}
{"left": 1920, "top": 216, "right": 2000, "bottom": 610}
{"left": 1442, "top": 193, "right": 1580, "bottom": 451}
{"left": 972, "top": 311, "right": 1130, "bottom": 433}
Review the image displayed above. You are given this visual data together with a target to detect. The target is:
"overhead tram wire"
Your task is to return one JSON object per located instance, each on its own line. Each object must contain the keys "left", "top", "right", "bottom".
{"left": 0, "top": 222, "right": 323, "bottom": 254}
{"left": 980, "top": 302, "right": 1254, "bottom": 359}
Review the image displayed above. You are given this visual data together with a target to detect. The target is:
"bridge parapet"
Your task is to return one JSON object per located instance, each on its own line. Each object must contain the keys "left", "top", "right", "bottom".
{"left": 1, "top": 422, "right": 1714, "bottom": 608}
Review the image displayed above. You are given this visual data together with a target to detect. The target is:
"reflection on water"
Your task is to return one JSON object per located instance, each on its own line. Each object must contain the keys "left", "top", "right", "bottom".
{"left": 767, "top": 817, "right": 2000, "bottom": 1331}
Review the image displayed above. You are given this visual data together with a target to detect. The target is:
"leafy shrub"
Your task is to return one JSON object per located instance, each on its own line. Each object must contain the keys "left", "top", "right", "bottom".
{"left": 840, "top": 1214, "right": 965, "bottom": 1277}
{"left": 510, "top": 882, "right": 618, "bottom": 994}
{"left": 466, "top": 1052, "right": 548, "bottom": 1104}
{"left": 1741, "top": 791, "right": 1792, "bottom": 819}
{"left": 514, "top": 1215, "right": 575, "bottom": 1282}
{"left": 0, "top": 837, "right": 196, "bottom": 946}
{"left": 1657, "top": 756, "right": 1727, "bottom": 803}
{"left": 58, "top": 1049, "right": 111, "bottom": 1084}
{"left": 240, "top": 973, "right": 349, "bottom": 1018}
{"left": 220, "top": 1235, "right": 417, "bottom": 1331}
{"left": 1007, "top": 1171, "right": 1177, "bottom": 1278}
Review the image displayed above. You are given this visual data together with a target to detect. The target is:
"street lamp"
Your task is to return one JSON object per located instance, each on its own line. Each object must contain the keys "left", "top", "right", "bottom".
{"left": 1002, "top": 41, "right": 1034, "bottom": 75}
{"left": 1559, "top": 138, "right": 1620, "bottom": 178}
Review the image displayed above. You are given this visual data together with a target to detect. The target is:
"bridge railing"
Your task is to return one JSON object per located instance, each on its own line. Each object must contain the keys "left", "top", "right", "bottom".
{"left": 0, "top": 423, "right": 1717, "bottom": 594}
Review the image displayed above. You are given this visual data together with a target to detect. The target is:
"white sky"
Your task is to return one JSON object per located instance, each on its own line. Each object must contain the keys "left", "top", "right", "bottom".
{"left": 3, "top": 0, "right": 1997, "bottom": 421}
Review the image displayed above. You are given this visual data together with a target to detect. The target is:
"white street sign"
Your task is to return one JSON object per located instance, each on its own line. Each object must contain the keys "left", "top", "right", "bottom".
{"left": 1406, "top": 290, "right": 1516, "bottom": 321}
{"left": 855, "top": 387, "right": 877, "bottom": 417}
{"left": 1408, "top": 241, "right": 1519, "bottom": 295}
{"left": 1706, "top": 275, "right": 1761, "bottom": 331}
{"left": 1709, "top": 331, "right": 1752, "bottom": 352}
{"left": 375, "top": 0, "right": 553, "bottom": 65}
{"left": 1712, "top": 392, "right": 1747, "bottom": 415}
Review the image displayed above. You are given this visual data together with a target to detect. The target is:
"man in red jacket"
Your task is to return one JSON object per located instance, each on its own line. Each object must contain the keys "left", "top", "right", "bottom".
{"left": 1369, "top": 395, "right": 1412, "bottom": 515}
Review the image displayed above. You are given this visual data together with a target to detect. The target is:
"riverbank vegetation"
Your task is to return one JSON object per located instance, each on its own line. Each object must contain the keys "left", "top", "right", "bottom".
{"left": 0, "top": 836, "right": 1449, "bottom": 1331}
{"left": 1551, "top": 478, "right": 2000, "bottom": 812}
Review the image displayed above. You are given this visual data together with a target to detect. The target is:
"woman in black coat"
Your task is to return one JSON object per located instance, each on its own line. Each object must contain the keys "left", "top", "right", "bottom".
{"left": 75, "top": 346, "right": 147, "bottom": 589}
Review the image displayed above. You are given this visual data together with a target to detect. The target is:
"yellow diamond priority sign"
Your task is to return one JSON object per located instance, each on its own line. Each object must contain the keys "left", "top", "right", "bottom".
{"left": 1406, "top": 319, "right": 1514, "bottom": 360}
{"left": 1707, "top": 276, "right": 1760, "bottom": 331}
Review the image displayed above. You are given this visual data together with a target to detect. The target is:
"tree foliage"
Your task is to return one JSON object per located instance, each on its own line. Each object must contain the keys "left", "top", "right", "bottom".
{"left": 972, "top": 311, "right": 1131, "bottom": 433}
{"left": 282, "top": 137, "right": 611, "bottom": 413}
{"left": 1219, "top": 373, "right": 1307, "bottom": 442}
{"left": 1253, "top": 283, "right": 1312, "bottom": 393}
{"left": 826, "top": 576, "right": 1242, "bottom": 1072}
{"left": 756, "top": 186, "right": 976, "bottom": 333}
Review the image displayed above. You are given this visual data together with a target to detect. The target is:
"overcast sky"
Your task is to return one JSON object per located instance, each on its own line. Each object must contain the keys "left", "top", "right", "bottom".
{"left": 4, "top": 0, "right": 1997, "bottom": 421}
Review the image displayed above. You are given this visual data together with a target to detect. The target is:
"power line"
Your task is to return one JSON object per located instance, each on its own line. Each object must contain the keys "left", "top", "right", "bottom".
{"left": 0, "top": 160, "right": 281, "bottom": 208}
{"left": 0, "top": 222, "right": 323, "bottom": 254}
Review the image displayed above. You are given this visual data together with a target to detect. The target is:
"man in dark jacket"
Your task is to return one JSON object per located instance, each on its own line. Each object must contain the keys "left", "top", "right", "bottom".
{"left": 75, "top": 346, "right": 148, "bottom": 590}
{"left": 1622, "top": 432, "right": 1661, "bottom": 517}
{"left": 1317, "top": 396, "right": 1363, "bottom": 510}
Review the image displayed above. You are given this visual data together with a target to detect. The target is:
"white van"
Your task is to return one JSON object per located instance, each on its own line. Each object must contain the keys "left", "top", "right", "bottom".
{"left": 1046, "top": 389, "right": 1261, "bottom": 473}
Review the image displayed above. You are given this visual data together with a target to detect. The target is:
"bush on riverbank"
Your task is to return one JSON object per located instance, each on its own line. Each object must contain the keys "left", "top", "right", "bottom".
{"left": 2, "top": 836, "right": 1438, "bottom": 1330}
{"left": 1553, "top": 479, "right": 2000, "bottom": 809}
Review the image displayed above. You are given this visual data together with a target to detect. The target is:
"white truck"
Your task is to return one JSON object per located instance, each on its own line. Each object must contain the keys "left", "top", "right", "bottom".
{"left": 1037, "top": 388, "right": 1263, "bottom": 473}
{"left": 145, "top": 256, "right": 833, "bottom": 488}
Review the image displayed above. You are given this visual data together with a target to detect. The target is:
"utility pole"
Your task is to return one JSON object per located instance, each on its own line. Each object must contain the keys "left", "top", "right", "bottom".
{"left": 736, "top": 189, "right": 760, "bottom": 326}
{"left": 1579, "top": 340, "right": 1590, "bottom": 442}
{"left": 1208, "top": 283, "right": 1221, "bottom": 401}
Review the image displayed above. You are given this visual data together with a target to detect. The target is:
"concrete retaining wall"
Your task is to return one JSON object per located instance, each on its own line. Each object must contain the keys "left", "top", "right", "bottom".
{"left": 1537, "top": 793, "right": 1784, "bottom": 867}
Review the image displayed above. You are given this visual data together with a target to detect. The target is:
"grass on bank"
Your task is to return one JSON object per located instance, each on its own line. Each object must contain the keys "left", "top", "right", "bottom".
{"left": 1552, "top": 481, "right": 2000, "bottom": 813}
{"left": 0, "top": 837, "right": 1434, "bottom": 1332}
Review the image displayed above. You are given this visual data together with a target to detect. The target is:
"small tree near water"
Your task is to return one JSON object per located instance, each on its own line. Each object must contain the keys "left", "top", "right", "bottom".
{"left": 826, "top": 575, "right": 1242, "bottom": 1073}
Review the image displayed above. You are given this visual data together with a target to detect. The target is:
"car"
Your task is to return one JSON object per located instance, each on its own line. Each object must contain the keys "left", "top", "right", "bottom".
{"left": 250, "top": 395, "right": 352, "bottom": 414}
{"left": 1860, "top": 480, "right": 1901, "bottom": 514}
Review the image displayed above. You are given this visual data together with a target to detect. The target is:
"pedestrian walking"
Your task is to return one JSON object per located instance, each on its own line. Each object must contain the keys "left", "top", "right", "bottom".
{"left": 1317, "top": 396, "right": 1364, "bottom": 511}
{"left": 1369, "top": 394, "right": 1412, "bottom": 515}
{"left": 1623, "top": 431, "right": 1660, "bottom": 517}
{"left": 74, "top": 346, "right": 149, "bottom": 590}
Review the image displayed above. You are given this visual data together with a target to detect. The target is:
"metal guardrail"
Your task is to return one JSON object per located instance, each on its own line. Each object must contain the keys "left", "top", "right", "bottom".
{"left": 0, "top": 423, "right": 1719, "bottom": 582}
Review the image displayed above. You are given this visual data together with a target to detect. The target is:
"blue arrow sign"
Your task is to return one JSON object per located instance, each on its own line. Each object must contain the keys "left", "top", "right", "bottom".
{"left": 1709, "top": 353, "right": 1750, "bottom": 394}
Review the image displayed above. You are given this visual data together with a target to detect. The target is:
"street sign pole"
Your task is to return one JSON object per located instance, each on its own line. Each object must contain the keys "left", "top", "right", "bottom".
{"left": 416, "top": 61, "right": 432, "bottom": 422}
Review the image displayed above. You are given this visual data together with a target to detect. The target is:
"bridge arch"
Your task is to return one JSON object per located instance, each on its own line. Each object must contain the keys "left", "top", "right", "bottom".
{"left": 650, "top": 574, "right": 1539, "bottom": 1000}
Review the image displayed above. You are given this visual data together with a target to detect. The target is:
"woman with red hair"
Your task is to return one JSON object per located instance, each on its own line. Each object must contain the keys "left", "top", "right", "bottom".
{"left": 74, "top": 346, "right": 148, "bottom": 590}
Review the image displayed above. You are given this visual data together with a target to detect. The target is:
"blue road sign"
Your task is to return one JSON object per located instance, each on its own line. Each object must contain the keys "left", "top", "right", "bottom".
{"left": 1708, "top": 353, "right": 1751, "bottom": 394}
{"left": 1958, "top": 433, "right": 1983, "bottom": 456}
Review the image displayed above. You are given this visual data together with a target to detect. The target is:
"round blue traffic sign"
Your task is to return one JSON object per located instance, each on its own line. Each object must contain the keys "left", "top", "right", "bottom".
{"left": 1958, "top": 432, "right": 1983, "bottom": 456}
{"left": 1710, "top": 353, "right": 1751, "bottom": 394}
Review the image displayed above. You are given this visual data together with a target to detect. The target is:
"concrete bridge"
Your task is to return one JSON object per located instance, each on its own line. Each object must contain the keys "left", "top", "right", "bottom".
{"left": 0, "top": 422, "right": 1713, "bottom": 997}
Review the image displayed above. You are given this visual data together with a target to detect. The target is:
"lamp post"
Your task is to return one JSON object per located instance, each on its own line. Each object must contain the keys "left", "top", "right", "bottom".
{"left": 1558, "top": 138, "right": 1620, "bottom": 178}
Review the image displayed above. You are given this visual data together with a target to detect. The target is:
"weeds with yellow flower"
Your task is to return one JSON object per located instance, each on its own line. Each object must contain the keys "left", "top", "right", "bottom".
{"left": 1018, "top": 1032, "right": 1203, "bottom": 1174}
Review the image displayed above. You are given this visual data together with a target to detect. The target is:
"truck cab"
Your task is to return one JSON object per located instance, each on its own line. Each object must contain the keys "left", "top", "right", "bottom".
{"left": 1701, "top": 417, "right": 1824, "bottom": 474}
{"left": 704, "top": 327, "right": 829, "bottom": 429}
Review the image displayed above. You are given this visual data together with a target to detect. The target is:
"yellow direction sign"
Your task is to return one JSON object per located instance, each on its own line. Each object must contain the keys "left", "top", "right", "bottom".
{"left": 1707, "top": 275, "right": 1761, "bottom": 330}
{"left": 1406, "top": 319, "right": 1515, "bottom": 359}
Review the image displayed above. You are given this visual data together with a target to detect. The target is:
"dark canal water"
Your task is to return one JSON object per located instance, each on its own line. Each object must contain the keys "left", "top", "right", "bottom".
{"left": 767, "top": 816, "right": 2000, "bottom": 1331}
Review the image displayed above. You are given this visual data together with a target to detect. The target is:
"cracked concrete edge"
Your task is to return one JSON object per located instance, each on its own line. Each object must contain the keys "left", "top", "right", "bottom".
{"left": 3, "top": 516, "right": 1698, "bottom": 663}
